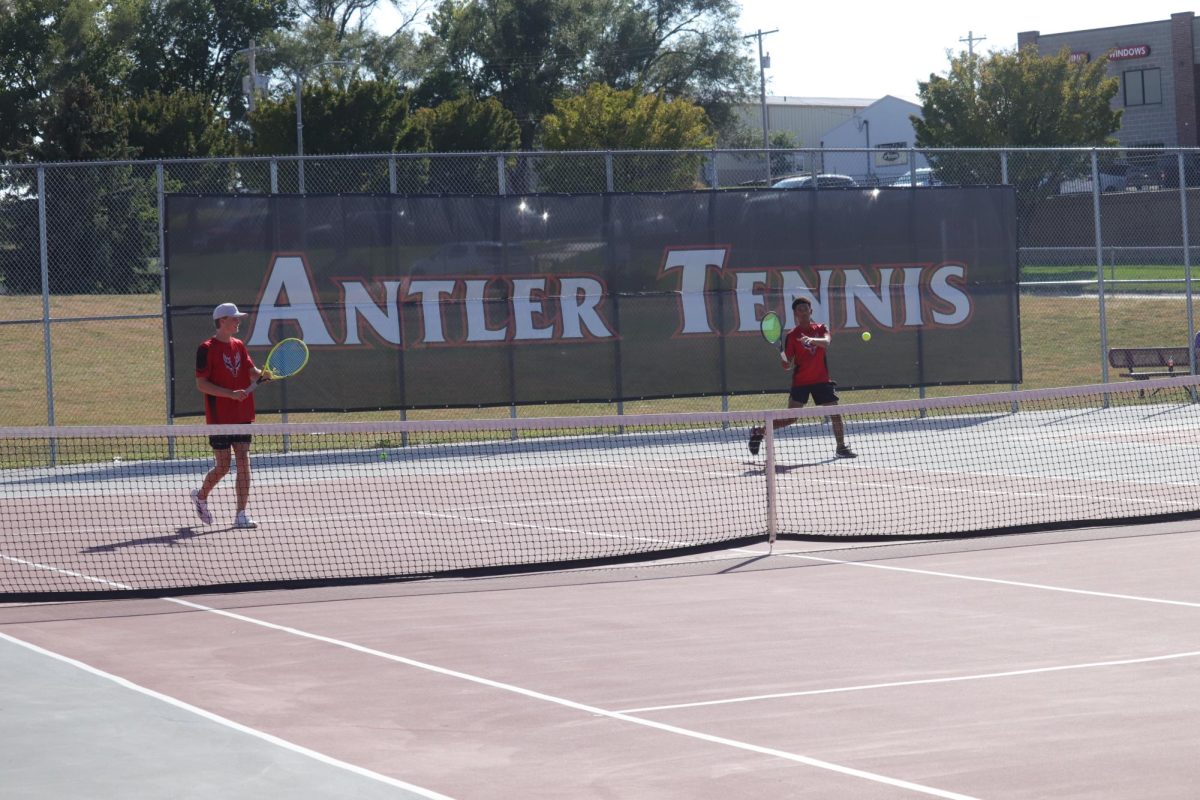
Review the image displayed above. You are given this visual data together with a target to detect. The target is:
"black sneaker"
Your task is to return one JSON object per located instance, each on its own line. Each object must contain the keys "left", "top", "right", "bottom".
{"left": 748, "top": 427, "right": 764, "bottom": 455}
{"left": 835, "top": 445, "right": 857, "bottom": 459}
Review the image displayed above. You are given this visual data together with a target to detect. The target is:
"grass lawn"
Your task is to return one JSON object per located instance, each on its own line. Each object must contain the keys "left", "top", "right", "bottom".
{"left": 1, "top": 290, "right": 1196, "bottom": 429}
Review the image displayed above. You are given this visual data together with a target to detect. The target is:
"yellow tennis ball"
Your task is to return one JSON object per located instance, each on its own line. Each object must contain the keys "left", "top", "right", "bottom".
{"left": 861, "top": 331, "right": 872, "bottom": 342}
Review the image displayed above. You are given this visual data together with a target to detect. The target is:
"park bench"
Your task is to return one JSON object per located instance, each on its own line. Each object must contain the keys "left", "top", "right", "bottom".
{"left": 1107, "top": 347, "right": 1193, "bottom": 395}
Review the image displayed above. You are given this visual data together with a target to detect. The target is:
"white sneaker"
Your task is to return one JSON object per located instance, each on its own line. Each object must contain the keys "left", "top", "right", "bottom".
{"left": 233, "top": 510, "right": 258, "bottom": 529}
{"left": 190, "top": 490, "right": 213, "bottom": 525}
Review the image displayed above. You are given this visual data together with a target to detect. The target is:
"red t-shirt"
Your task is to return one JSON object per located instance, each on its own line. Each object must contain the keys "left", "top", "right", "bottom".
{"left": 195, "top": 336, "right": 257, "bottom": 424}
{"left": 784, "top": 322, "right": 832, "bottom": 386}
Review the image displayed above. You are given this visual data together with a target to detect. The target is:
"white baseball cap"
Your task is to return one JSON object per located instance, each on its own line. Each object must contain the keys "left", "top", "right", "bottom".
{"left": 213, "top": 302, "right": 248, "bottom": 320}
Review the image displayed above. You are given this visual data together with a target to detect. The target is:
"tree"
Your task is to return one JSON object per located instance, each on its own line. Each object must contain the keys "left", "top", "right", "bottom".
{"left": 411, "top": 95, "right": 520, "bottom": 190}
{"left": 123, "top": 0, "right": 292, "bottom": 103}
{"left": 292, "top": 0, "right": 429, "bottom": 40}
{"left": 0, "top": 0, "right": 58, "bottom": 159}
{"left": 247, "top": 78, "right": 428, "bottom": 190}
{"left": 419, "top": 0, "right": 754, "bottom": 148}
{"left": 913, "top": 46, "right": 1122, "bottom": 191}
{"left": 915, "top": 47, "right": 1121, "bottom": 148}
{"left": 0, "top": 0, "right": 137, "bottom": 162}
{"left": 123, "top": 90, "right": 238, "bottom": 159}
{"left": 583, "top": 0, "right": 755, "bottom": 135}
{"left": 539, "top": 83, "right": 713, "bottom": 190}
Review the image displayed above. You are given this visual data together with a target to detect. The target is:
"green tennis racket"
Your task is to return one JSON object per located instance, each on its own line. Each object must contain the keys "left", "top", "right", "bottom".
{"left": 760, "top": 312, "right": 785, "bottom": 356}
{"left": 247, "top": 338, "right": 309, "bottom": 394}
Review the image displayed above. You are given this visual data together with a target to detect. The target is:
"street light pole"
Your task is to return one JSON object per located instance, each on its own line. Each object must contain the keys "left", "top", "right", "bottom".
{"left": 295, "top": 78, "right": 305, "bottom": 193}
{"left": 293, "top": 60, "right": 354, "bottom": 195}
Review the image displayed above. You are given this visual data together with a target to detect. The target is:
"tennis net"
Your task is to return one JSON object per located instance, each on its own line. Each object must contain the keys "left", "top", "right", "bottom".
{"left": 3, "top": 376, "right": 1200, "bottom": 600}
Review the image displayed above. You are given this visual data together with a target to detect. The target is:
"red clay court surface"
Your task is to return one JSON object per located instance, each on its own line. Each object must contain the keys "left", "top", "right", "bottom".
{"left": 3, "top": 521, "right": 1199, "bottom": 799}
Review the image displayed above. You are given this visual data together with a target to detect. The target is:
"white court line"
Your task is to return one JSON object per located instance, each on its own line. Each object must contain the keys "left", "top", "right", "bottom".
{"left": 791, "top": 475, "right": 1196, "bottom": 509}
{"left": 774, "top": 550, "right": 1200, "bottom": 609}
{"left": 3, "top": 558, "right": 977, "bottom": 800}
{"left": 0, "top": 632, "right": 453, "bottom": 800}
{"left": 617, "top": 650, "right": 1200, "bottom": 713}
{"left": 162, "top": 596, "right": 979, "bottom": 800}
{"left": 0, "top": 553, "right": 134, "bottom": 589}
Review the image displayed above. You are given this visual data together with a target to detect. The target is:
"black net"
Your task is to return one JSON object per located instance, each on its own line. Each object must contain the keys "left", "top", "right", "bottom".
{"left": 3, "top": 376, "right": 1199, "bottom": 600}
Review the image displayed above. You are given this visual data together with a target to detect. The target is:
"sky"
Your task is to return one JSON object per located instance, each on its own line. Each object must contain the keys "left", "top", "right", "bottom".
{"left": 372, "top": 2, "right": 1193, "bottom": 102}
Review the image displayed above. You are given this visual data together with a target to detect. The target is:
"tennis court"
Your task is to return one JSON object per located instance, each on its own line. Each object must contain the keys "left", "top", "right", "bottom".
{"left": 3, "top": 524, "right": 1199, "bottom": 798}
{"left": 2, "top": 379, "right": 1199, "bottom": 797}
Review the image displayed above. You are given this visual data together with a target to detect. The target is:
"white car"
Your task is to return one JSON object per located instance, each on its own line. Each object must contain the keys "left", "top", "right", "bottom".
{"left": 771, "top": 174, "right": 858, "bottom": 189}
{"left": 890, "top": 168, "right": 942, "bottom": 187}
{"left": 1059, "top": 166, "right": 1127, "bottom": 194}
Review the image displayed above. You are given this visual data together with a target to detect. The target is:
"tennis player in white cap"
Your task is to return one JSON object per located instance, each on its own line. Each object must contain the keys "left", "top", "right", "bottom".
{"left": 190, "top": 303, "right": 270, "bottom": 528}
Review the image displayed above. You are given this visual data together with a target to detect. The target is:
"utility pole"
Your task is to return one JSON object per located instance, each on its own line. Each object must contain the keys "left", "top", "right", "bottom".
{"left": 743, "top": 28, "right": 779, "bottom": 151}
{"left": 959, "top": 30, "right": 987, "bottom": 57}
{"left": 236, "top": 40, "right": 265, "bottom": 113}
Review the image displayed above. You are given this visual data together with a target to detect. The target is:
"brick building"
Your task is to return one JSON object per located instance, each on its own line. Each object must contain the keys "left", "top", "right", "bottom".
{"left": 1018, "top": 12, "right": 1199, "bottom": 148}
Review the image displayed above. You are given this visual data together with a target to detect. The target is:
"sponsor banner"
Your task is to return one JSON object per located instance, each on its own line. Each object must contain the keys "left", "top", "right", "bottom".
{"left": 165, "top": 189, "right": 1020, "bottom": 414}
{"left": 874, "top": 142, "right": 909, "bottom": 167}
{"left": 1108, "top": 45, "right": 1150, "bottom": 60}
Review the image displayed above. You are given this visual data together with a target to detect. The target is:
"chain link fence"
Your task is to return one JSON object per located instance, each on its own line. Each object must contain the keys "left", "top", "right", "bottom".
{"left": 2, "top": 147, "right": 1198, "bottom": 426}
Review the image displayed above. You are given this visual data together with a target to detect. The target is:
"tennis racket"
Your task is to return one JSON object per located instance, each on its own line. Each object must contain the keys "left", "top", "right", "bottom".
{"left": 760, "top": 312, "right": 787, "bottom": 360}
{"left": 246, "top": 338, "right": 309, "bottom": 394}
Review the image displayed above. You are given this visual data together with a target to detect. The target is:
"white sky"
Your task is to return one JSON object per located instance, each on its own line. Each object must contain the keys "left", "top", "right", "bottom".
{"left": 372, "top": 2, "right": 1193, "bottom": 103}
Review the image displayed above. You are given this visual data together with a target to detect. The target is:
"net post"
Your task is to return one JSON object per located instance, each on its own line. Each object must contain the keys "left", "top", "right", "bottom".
{"left": 764, "top": 417, "right": 777, "bottom": 548}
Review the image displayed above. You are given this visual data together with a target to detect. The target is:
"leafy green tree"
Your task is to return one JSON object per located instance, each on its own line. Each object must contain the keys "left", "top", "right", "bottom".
{"left": 293, "top": 0, "right": 428, "bottom": 40}
{"left": 0, "top": 0, "right": 58, "bottom": 159}
{"left": 411, "top": 95, "right": 520, "bottom": 191}
{"left": 421, "top": 0, "right": 593, "bottom": 148}
{"left": 248, "top": 78, "right": 424, "bottom": 154}
{"left": 0, "top": 0, "right": 137, "bottom": 162}
{"left": 583, "top": 0, "right": 755, "bottom": 135}
{"left": 123, "top": 0, "right": 291, "bottom": 110}
{"left": 913, "top": 46, "right": 1122, "bottom": 192}
{"left": 539, "top": 83, "right": 713, "bottom": 190}
{"left": 420, "top": 0, "right": 754, "bottom": 148}
{"left": 247, "top": 78, "right": 428, "bottom": 190}
{"left": 123, "top": 90, "right": 238, "bottom": 159}
{"left": 35, "top": 76, "right": 131, "bottom": 163}
{"left": 915, "top": 47, "right": 1120, "bottom": 148}
{"left": 413, "top": 95, "right": 520, "bottom": 151}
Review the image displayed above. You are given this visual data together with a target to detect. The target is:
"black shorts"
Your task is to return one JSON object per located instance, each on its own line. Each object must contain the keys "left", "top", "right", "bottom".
{"left": 208, "top": 433, "right": 252, "bottom": 450}
{"left": 789, "top": 382, "right": 839, "bottom": 406}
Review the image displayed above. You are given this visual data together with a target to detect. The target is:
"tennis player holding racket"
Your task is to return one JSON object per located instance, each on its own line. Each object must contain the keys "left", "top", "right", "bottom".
{"left": 749, "top": 296, "right": 856, "bottom": 459}
{"left": 190, "top": 302, "right": 271, "bottom": 529}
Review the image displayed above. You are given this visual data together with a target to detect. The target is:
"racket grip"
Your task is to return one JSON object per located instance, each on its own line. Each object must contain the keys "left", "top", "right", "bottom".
{"left": 243, "top": 371, "right": 269, "bottom": 396}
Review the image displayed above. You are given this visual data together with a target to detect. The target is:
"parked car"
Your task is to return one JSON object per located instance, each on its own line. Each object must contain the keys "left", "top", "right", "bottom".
{"left": 889, "top": 168, "right": 943, "bottom": 187}
{"left": 771, "top": 174, "right": 858, "bottom": 189}
{"left": 1059, "top": 164, "right": 1127, "bottom": 194}
{"left": 1157, "top": 153, "right": 1200, "bottom": 188}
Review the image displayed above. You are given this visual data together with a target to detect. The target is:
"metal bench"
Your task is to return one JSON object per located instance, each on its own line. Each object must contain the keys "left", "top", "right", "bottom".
{"left": 1107, "top": 347, "right": 1193, "bottom": 396}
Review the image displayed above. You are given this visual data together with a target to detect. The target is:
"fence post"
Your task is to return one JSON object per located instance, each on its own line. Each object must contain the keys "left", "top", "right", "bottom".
{"left": 156, "top": 163, "right": 176, "bottom": 456}
{"left": 388, "top": 156, "right": 397, "bottom": 194}
{"left": 605, "top": 151, "right": 615, "bottom": 192}
{"left": 497, "top": 154, "right": 507, "bottom": 196}
{"left": 1180, "top": 153, "right": 1196, "bottom": 394}
{"left": 1001, "top": 150, "right": 1018, "bottom": 410}
{"left": 37, "top": 166, "right": 54, "bottom": 433}
{"left": 1092, "top": 149, "right": 1109, "bottom": 390}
